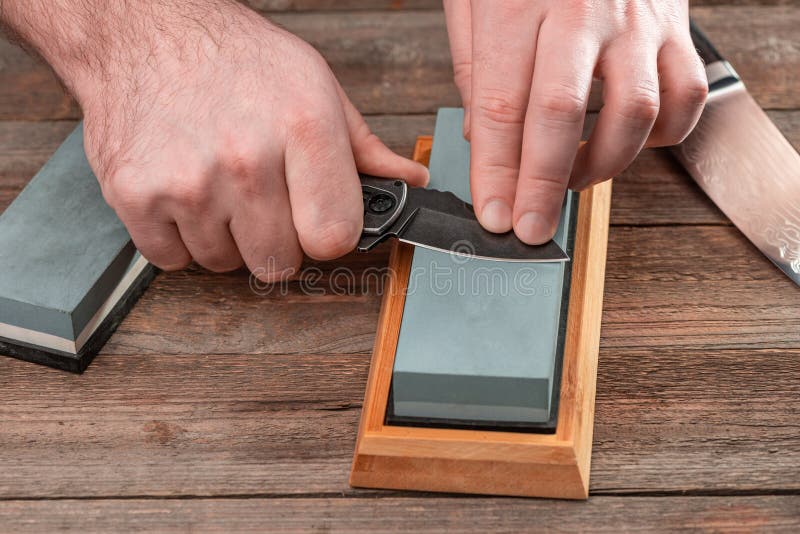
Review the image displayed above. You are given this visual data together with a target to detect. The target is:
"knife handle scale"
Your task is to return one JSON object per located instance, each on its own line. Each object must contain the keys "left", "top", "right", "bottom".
{"left": 690, "top": 19, "right": 723, "bottom": 65}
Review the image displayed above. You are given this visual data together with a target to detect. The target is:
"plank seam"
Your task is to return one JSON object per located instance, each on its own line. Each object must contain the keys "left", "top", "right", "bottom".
{"left": 0, "top": 489, "right": 799, "bottom": 502}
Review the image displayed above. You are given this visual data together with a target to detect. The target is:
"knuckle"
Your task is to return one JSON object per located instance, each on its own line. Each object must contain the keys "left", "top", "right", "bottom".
{"left": 288, "top": 112, "right": 339, "bottom": 165}
{"left": 616, "top": 85, "right": 661, "bottom": 124}
{"left": 519, "top": 172, "right": 568, "bottom": 192}
{"left": 104, "top": 169, "right": 160, "bottom": 215}
{"left": 302, "top": 219, "right": 359, "bottom": 260}
{"left": 475, "top": 161, "right": 520, "bottom": 181}
{"left": 218, "top": 135, "right": 266, "bottom": 190}
{"left": 170, "top": 170, "right": 212, "bottom": 211}
{"left": 290, "top": 109, "right": 333, "bottom": 143}
{"left": 532, "top": 85, "right": 587, "bottom": 126}
{"left": 476, "top": 90, "right": 527, "bottom": 126}
{"left": 678, "top": 76, "right": 710, "bottom": 107}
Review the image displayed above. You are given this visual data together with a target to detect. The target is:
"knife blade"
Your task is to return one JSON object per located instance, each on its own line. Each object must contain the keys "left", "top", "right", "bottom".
{"left": 358, "top": 174, "right": 569, "bottom": 263}
{"left": 672, "top": 21, "right": 800, "bottom": 286}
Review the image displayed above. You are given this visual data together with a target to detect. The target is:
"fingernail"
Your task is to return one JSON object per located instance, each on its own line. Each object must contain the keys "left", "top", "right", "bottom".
{"left": 420, "top": 166, "right": 430, "bottom": 186}
{"left": 480, "top": 199, "right": 512, "bottom": 233}
{"left": 516, "top": 212, "right": 556, "bottom": 245}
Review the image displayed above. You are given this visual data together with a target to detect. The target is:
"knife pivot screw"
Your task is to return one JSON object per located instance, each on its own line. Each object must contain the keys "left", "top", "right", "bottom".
{"left": 368, "top": 193, "right": 395, "bottom": 214}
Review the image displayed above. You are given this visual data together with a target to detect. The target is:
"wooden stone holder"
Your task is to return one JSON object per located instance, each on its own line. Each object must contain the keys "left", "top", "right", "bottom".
{"left": 350, "top": 136, "right": 612, "bottom": 499}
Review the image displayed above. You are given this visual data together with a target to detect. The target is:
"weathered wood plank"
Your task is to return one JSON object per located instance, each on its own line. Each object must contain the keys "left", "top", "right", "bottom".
{"left": 0, "top": 496, "right": 798, "bottom": 533}
{"left": 0, "top": 120, "right": 76, "bottom": 209}
{"left": 0, "top": 7, "right": 798, "bottom": 120}
{"left": 0, "top": 354, "right": 364, "bottom": 498}
{"left": 603, "top": 225, "right": 800, "bottom": 350}
{"left": 0, "top": 41, "right": 79, "bottom": 120}
{"left": 0, "top": 343, "right": 797, "bottom": 498}
{"left": 592, "top": 347, "right": 800, "bottom": 494}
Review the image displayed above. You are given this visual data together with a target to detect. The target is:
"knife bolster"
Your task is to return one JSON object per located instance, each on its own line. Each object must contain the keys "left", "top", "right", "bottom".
{"left": 705, "top": 60, "right": 742, "bottom": 93}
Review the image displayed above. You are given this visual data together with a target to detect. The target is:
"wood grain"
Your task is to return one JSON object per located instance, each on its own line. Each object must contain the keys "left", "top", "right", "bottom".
{"left": 1, "top": 2, "right": 798, "bottom": 528}
{"left": 0, "top": 496, "right": 798, "bottom": 533}
{"left": 1, "top": 7, "right": 799, "bottom": 120}
{"left": 0, "top": 345, "right": 797, "bottom": 498}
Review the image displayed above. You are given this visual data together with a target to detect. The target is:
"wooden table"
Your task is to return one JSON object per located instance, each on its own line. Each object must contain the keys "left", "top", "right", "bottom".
{"left": 1, "top": 2, "right": 798, "bottom": 531}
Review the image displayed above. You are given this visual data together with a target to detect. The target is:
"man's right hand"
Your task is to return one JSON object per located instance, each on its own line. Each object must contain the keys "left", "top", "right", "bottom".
{"left": 2, "top": 1, "right": 428, "bottom": 280}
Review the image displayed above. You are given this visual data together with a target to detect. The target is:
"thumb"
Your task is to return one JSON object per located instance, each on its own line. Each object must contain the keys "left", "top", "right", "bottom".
{"left": 335, "top": 82, "right": 429, "bottom": 187}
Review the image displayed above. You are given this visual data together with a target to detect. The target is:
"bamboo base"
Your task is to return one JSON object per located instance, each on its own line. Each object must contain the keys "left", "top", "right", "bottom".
{"left": 350, "top": 136, "right": 612, "bottom": 499}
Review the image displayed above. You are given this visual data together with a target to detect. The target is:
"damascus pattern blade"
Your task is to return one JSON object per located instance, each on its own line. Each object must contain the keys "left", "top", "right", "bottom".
{"left": 672, "top": 78, "right": 800, "bottom": 285}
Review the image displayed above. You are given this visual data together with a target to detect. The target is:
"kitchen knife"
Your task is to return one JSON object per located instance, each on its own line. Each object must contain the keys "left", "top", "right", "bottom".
{"left": 358, "top": 174, "right": 569, "bottom": 263}
{"left": 673, "top": 20, "right": 800, "bottom": 285}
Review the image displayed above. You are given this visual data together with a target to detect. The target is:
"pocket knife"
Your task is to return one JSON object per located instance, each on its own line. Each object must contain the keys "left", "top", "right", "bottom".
{"left": 358, "top": 174, "right": 569, "bottom": 263}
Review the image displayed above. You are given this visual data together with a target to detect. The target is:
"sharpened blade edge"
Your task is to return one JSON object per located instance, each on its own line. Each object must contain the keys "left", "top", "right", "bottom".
{"left": 398, "top": 238, "right": 569, "bottom": 263}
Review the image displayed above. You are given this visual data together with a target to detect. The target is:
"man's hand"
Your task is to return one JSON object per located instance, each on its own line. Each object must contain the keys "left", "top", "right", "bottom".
{"left": 1, "top": 1, "right": 428, "bottom": 279}
{"left": 444, "top": 0, "right": 708, "bottom": 244}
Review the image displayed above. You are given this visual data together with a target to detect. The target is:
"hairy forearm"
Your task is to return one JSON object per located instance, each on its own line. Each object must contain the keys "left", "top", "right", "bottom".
{"left": 0, "top": 0, "right": 250, "bottom": 106}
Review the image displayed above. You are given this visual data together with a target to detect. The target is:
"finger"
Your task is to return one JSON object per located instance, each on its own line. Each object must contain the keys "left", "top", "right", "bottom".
{"left": 469, "top": 2, "right": 542, "bottom": 234}
{"left": 141, "top": 161, "right": 243, "bottom": 272}
{"left": 126, "top": 218, "right": 192, "bottom": 271}
{"left": 175, "top": 216, "right": 243, "bottom": 273}
{"left": 513, "top": 21, "right": 597, "bottom": 244}
{"left": 102, "top": 175, "right": 193, "bottom": 270}
{"left": 230, "top": 183, "right": 302, "bottom": 284}
{"left": 569, "top": 38, "right": 660, "bottom": 191}
{"left": 335, "top": 83, "right": 429, "bottom": 186}
{"left": 443, "top": 0, "right": 472, "bottom": 138}
{"left": 284, "top": 96, "right": 363, "bottom": 261}
{"left": 646, "top": 39, "right": 708, "bottom": 148}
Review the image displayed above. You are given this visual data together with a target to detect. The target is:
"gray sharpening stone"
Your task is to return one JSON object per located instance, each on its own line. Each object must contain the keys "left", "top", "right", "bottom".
{"left": 387, "top": 108, "right": 577, "bottom": 432}
{"left": 0, "top": 124, "right": 155, "bottom": 372}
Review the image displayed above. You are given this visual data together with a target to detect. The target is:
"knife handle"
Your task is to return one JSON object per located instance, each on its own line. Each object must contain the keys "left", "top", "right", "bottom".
{"left": 690, "top": 19, "right": 723, "bottom": 65}
{"left": 690, "top": 19, "right": 741, "bottom": 92}
{"left": 360, "top": 174, "right": 408, "bottom": 236}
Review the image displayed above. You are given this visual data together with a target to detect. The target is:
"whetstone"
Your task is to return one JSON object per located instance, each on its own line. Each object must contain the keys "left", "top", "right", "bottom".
{"left": 387, "top": 108, "right": 576, "bottom": 431}
{"left": 0, "top": 125, "right": 155, "bottom": 372}
{"left": 350, "top": 123, "right": 611, "bottom": 499}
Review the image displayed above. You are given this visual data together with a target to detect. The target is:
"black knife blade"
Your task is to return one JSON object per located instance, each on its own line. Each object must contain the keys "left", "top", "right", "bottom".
{"left": 358, "top": 174, "right": 569, "bottom": 263}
